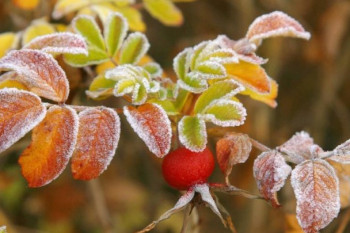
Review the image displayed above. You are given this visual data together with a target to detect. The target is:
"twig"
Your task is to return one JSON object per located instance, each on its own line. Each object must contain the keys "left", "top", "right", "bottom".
{"left": 88, "top": 179, "right": 114, "bottom": 233}
{"left": 180, "top": 204, "right": 192, "bottom": 233}
{"left": 249, "top": 138, "right": 271, "bottom": 152}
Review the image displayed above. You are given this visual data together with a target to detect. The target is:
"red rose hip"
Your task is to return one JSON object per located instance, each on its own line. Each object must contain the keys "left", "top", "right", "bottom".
{"left": 162, "top": 147, "right": 215, "bottom": 190}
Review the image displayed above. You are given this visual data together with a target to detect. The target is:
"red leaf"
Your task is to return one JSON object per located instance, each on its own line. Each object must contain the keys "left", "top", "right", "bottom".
{"left": 124, "top": 103, "right": 171, "bottom": 158}
{"left": 291, "top": 159, "right": 340, "bottom": 233}
{"left": 0, "top": 49, "right": 69, "bottom": 102}
{"left": 24, "top": 32, "right": 88, "bottom": 55}
{"left": 216, "top": 133, "right": 252, "bottom": 177}
{"left": 0, "top": 88, "right": 46, "bottom": 153}
{"left": 19, "top": 106, "right": 78, "bottom": 187}
{"left": 246, "top": 11, "right": 311, "bottom": 44}
{"left": 253, "top": 150, "right": 291, "bottom": 207}
{"left": 71, "top": 107, "right": 120, "bottom": 180}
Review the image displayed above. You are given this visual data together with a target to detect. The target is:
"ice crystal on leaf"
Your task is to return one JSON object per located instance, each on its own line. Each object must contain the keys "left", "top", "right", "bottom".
{"left": 24, "top": 32, "right": 88, "bottom": 55}
{"left": 178, "top": 116, "right": 207, "bottom": 152}
{"left": 291, "top": 159, "right": 339, "bottom": 233}
{"left": 124, "top": 103, "right": 171, "bottom": 157}
{"left": 0, "top": 88, "right": 46, "bottom": 154}
{"left": 71, "top": 107, "right": 120, "bottom": 180}
{"left": 253, "top": 150, "right": 292, "bottom": 207}
{"left": 0, "top": 49, "right": 70, "bottom": 102}
{"left": 216, "top": 133, "right": 252, "bottom": 178}
{"left": 19, "top": 106, "right": 79, "bottom": 187}
{"left": 246, "top": 11, "right": 311, "bottom": 45}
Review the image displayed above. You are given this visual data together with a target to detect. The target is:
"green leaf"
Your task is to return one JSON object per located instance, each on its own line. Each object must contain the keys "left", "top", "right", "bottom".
{"left": 133, "top": 83, "right": 148, "bottom": 104}
{"left": 195, "top": 61, "right": 226, "bottom": 79}
{"left": 194, "top": 80, "right": 243, "bottom": 113}
{"left": 200, "top": 99, "right": 246, "bottom": 127}
{"left": 174, "top": 88, "right": 189, "bottom": 110}
{"left": 64, "top": 46, "right": 109, "bottom": 67}
{"left": 190, "top": 41, "right": 208, "bottom": 70}
{"left": 73, "top": 15, "right": 106, "bottom": 52}
{"left": 119, "top": 32, "right": 149, "bottom": 64}
{"left": 148, "top": 99, "right": 178, "bottom": 115}
{"left": 86, "top": 74, "right": 116, "bottom": 99}
{"left": 177, "top": 72, "right": 208, "bottom": 93}
{"left": 173, "top": 48, "right": 191, "bottom": 80}
{"left": 178, "top": 116, "right": 207, "bottom": 152}
{"left": 114, "top": 79, "right": 135, "bottom": 96}
{"left": 143, "top": 0, "right": 183, "bottom": 26}
{"left": 104, "top": 13, "right": 128, "bottom": 57}
{"left": 143, "top": 62, "right": 162, "bottom": 77}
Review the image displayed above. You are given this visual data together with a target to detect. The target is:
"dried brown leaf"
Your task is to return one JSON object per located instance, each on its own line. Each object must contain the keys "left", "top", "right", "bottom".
{"left": 253, "top": 150, "right": 291, "bottom": 207}
{"left": 291, "top": 159, "right": 340, "bottom": 233}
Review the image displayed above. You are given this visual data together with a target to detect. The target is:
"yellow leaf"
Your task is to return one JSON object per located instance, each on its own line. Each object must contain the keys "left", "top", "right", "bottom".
{"left": 225, "top": 61, "right": 271, "bottom": 94}
{"left": 96, "top": 61, "right": 115, "bottom": 74}
{"left": 144, "top": 0, "right": 183, "bottom": 26}
{"left": 285, "top": 214, "right": 304, "bottom": 233}
{"left": 22, "top": 20, "right": 55, "bottom": 45}
{"left": 242, "top": 79, "right": 278, "bottom": 108}
{"left": 0, "top": 79, "right": 28, "bottom": 90}
{"left": 0, "top": 33, "right": 18, "bottom": 58}
{"left": 12, "top": 0, "right": 40, "bottom": 10}
{"left": 117, "top": 7, "right": 146, "bottom": 31}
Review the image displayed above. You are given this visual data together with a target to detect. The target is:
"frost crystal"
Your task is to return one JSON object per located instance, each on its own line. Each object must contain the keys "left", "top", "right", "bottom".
{"left": 246, "top": 11, "right": 311, "bottom": 44}
{"left": 71, "top": 107, "right": 120, "bottom": 180}
{"left": 328, "top": 139, "right": 350, "bottom": 163}
{"left": 124, "top": 103, "right": 172, "bottom": 157}
{"left": 253, "top": 150, "right": 291, "bottom": 207}
{"left": 291, "top": 159, "right": 340, "bottom": 233}
{"left": 24, "top": 32, "right": 88, "bottom": 55}
{"left": 0, "top": 49, "right": 70, "bottom": 102}
{"left": 19, "top": 105, "right": 79, "bottom": 187}
{"left": 178, "top": 116, "right": 207, "bottom": 152}
{"left": 0, "top": 88, "right": 46, "bottom": 154}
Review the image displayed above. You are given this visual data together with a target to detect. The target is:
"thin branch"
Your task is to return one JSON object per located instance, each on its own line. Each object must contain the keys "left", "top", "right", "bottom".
{"left": 249, "top": 138, "right": 271, "bottom": 152}
{"left": 88, "top": 179, "right": 114, "bottom": 233}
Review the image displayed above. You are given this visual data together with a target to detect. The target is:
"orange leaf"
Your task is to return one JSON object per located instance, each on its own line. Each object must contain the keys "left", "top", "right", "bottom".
{"left": 12, "top": 0, "right": 39, "bottom": 10}
{"left": 291, "top": 159, "right": 340, "bottom": 233}
{"left": 19, "top": 106, "right": 78, "bottom": 187}
{"left": 0, "top": 49, "right": 69, "bottom": 102}
{"left": 241, "top": 79, "right": 278, "bottom": 108}
{"left": 0, "top": 88, "right": 46, "bottom": 153}
{"left": 246, "top": 11, "right": 311, "bottom": 44}
{"left": 253, "top": 150, "right": 291, "bottom": 208}
{"left": 225, "top": 61, "right": 271, "bottom": 94}
{"left": 216, "top": 133, "right": 252, "bottom": 177}
{"left": 71, "top": 107, "right": 120, "bottom": 180}
{"left": 124, "top": 103, "right": 171, "bottom": 158}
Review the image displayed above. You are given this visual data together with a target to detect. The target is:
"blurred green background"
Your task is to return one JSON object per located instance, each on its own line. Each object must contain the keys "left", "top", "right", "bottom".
{"left": 0, "top": 0, "right": 350, "bottom": 232}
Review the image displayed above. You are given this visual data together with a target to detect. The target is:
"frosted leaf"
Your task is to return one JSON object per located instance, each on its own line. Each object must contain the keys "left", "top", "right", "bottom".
{"left": 143, "top": 62, "right": 163, "bottom": 78}
{"left": 177, "top": 75, "right": 208, "bottom": 94}
{"left": 327, "top": 139, "right": 350, "bottom": 164}
{"left": 215, "top": 35, "right": 267, "bottom": 65}
{"left": 124, "top": 103, "right": 172, "bottom": 157}
{"left": 194, "top": 61, "right": 226, "bottom": 79}
{"left": 199, "top": 48, "right": 239, "bottom": 64}
{"left": 216, "top": 133, "right": 252, "bottom": 177}
{"left": 253, "top": 150, "right": 291, "bottom": 207}
{"left": 277, "top": 131, "right": 317, "bottom": 164}
{"left": 173, "top": 47, "right": 192, "bottom": 80}
{"left": 291, "top": 159, "right": 340, "bottom": 233}
{"left": 113, "top": 79, "right": 135, "bottom": 96}
{"left": 136, "top": 189, "right": 195, "bottom": 233}
{"left": 194, "top": 79, "right": 245, "bottom": 114}
{"left": 0, "top": 88, "right": 46, "bottom": 154}
{"left": 104, "top": 13, "right": 128, "bottom": 57}
{"left": 132, "top": 82, "right": 148, "bottom": 105}
{"left": 0, "top": 226, "right": 6, "bottom": 233}
{"left": 246, "top": 11, "right": 311, "bottom": 45}
{"left": 24, "top": 32, "right": 88, "bottom": 55}
{"left": 0, "top": 49, "right": 69, "bottom": 102}
{"left": 149, "top": 81, "right": 160, "bottom": 93}
{"left": 178, "top": 116, "right": 207, "bottom": 152}
{"left": 19, "top": 105, "right": 79, "bottom": 187}
{"left": 194, "top": 183, "right": 224, "bottom": 223}
{"left": 71, "top": 107, "right": 120, "bottom": 180}
{"left": 85, "top": 88, "right": 113, "bottom": 99}
{"left": 199, "top": 99, "right": 247, "bottom": 127}
{"left": 190, "top": 41, "right": 210, "bottom": 70}
{"left": 119, "top": 32, "right": 150, "bottom": 65}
